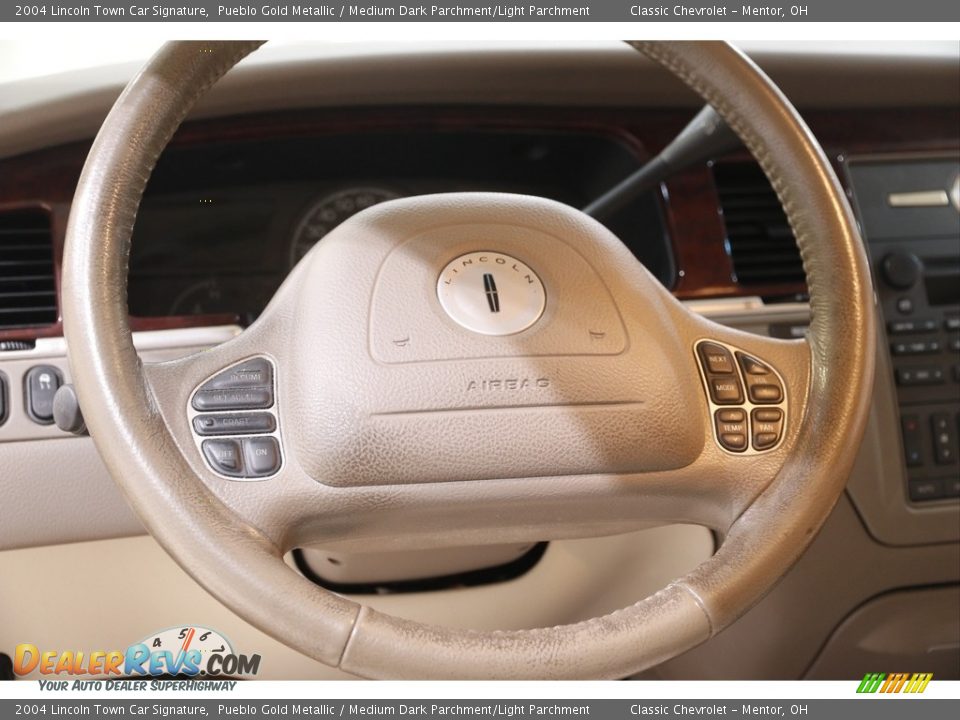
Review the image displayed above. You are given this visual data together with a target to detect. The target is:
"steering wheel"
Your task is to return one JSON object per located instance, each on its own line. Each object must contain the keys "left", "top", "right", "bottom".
{"left": 61, "top": 41, "right": 875, "bottom": 679}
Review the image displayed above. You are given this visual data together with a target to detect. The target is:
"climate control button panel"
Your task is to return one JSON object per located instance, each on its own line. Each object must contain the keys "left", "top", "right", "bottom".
{"left": 188, "top": 357, "right": 282, "bottom": 480}
{"left": 695, "top": 340, "right": 788, "bottom": 455}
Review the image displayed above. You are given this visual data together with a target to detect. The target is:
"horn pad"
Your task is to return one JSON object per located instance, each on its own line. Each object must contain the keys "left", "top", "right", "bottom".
{"left": 284, "top": 193, "right": 705, "bottom": 487}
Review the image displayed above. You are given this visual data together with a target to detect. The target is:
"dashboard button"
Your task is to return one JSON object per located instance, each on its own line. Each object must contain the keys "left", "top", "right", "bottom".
{"left": 202, "top": 439, "right": 244, "bottom": 477}
{"left": 698, "top": 342, "right": 735, "bottom": 374}
{"left": 887, "top": 318, "right": 938, "bottom": 334}
{"left": 736, "top": 352, "right": 784, "bottom": 404}
{"left": 896, "top": 297, "right": 914, "bottom": 315}
{"left": 24, "top": 365, "right": 63, "bottom": 425}
{"left": 909, "top": 478, "right": 943, "bottom": 502}
{"left": 708, "top": 376, "right": 743, "bottom": 405}
{"left": 192, "top": 387, "right": 273, "bottom": 412}
{"left": 946, "top": 317, "right": 960, "bottom": 331}
{"left": 716, "top": 408, "right": 745, "bottom": 423}
{"left": 901, "top": 414, "right": 924, "bottom": 467}
{"left": 714, "top": 408, "right": 747, "bottom": 438}
{"left": 193, "top": 412, "right": 276, "bottom": 436}
{"left": 243, "top": 437, "right": 281, "bottom": 477}
{"left": 931, "top": 413, "right": 958, "bottom": 465}
{"left": 753, "top": 408, "right": 783, "bottom": 423}
{"left": 718, "top": 432, "right": 747, "bottom": 453}
{"left": 882, "top": 252, "right": 923, "bottom": 290}
{"left": 200, "top": 358, "right": 273, "bottom": 391}
{"left": 737, "top": 354, "right": 771, "bottom": 376}
{"left": 891, "top": 340, "right": 941, "bottom": 355}
{"left": 751, "top": 407, "right": 784, "bottom": 450}
{"left": 749, "top": 383, "right": 783, "bottom": 404}
{"left": 754, "top": 432, "right": 780, "bottom": 449}
{"left": 896, "top": 366, "right": 945, "bottom": 386}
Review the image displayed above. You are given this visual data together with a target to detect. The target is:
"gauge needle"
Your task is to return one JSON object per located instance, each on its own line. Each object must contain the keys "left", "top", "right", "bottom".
{"left": 180, "top": 628, "right": 196, "bottom": 655}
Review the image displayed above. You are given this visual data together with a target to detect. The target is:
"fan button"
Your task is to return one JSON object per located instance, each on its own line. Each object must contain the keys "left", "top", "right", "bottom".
{"left": 752, "top": 408, "right": 784, "bottom": 450}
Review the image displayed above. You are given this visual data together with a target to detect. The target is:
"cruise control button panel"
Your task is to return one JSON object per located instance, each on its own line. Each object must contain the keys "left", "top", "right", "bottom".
{"left": 695, "top": 340, "right": 788, "bottom": 455}
{"left": 189, "top": 357, "right": 282, "bottom": 480}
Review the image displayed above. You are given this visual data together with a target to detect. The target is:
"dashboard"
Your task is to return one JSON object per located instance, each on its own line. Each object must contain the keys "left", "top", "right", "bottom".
{"left": 127, "top": 126, "right": 670, "bottom": 320}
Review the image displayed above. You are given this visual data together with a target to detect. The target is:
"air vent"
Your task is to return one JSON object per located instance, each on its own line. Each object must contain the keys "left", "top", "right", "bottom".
{"left": 0, "top": 209, "right": 57, "bottom": 330}
{"left": 714, "top": 162, "right": 806, "bottom": 287}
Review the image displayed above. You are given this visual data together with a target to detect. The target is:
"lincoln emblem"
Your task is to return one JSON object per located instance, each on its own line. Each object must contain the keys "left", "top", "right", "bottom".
{"left": 482, "top": 273, "right": 501, "bottom": 313}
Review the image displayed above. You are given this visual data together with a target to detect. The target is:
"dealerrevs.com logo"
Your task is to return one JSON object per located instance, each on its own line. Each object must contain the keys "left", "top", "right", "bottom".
{"left": 14, "top": 626, "right": 261, "bottom": 679}
{"left": 857, "top": 672, "right": 933, "bottom": 694}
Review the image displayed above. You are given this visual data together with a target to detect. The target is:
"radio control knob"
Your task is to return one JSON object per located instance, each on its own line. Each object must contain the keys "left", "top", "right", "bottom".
{"left": 881, "top": 252, "right": 923, "bottom": 290}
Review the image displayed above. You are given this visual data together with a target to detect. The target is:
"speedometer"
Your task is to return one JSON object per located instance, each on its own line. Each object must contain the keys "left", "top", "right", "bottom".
{"left": 289, "top": 187, "right": 400, "bottom": 266}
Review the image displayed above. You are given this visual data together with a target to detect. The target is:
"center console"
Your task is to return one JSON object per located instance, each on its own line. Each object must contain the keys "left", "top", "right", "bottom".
{"left": 847, "top": 154, "right": 960, "bottom": 506}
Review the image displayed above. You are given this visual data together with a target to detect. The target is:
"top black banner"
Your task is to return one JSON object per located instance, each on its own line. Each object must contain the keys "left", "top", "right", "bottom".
{"left": 6, "top": 0, "right": 960, "bottom": 22}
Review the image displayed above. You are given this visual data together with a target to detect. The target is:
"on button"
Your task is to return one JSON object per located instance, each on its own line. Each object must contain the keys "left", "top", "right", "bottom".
{"left": 243, "top": 437, "right": 281, "bottom": 477}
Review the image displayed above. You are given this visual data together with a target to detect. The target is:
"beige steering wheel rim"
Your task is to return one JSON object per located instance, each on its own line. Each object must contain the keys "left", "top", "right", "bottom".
{"left": 62, "top": 41, "right": 875, "bottom": 679}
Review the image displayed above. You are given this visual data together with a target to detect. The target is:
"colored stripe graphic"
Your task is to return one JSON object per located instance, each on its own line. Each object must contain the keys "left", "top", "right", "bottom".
{"left": 860, "top": 672, "right": 885, "bottom": 693}
{"left": 857, "top": 672, "right": 932, "bottom": 693}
